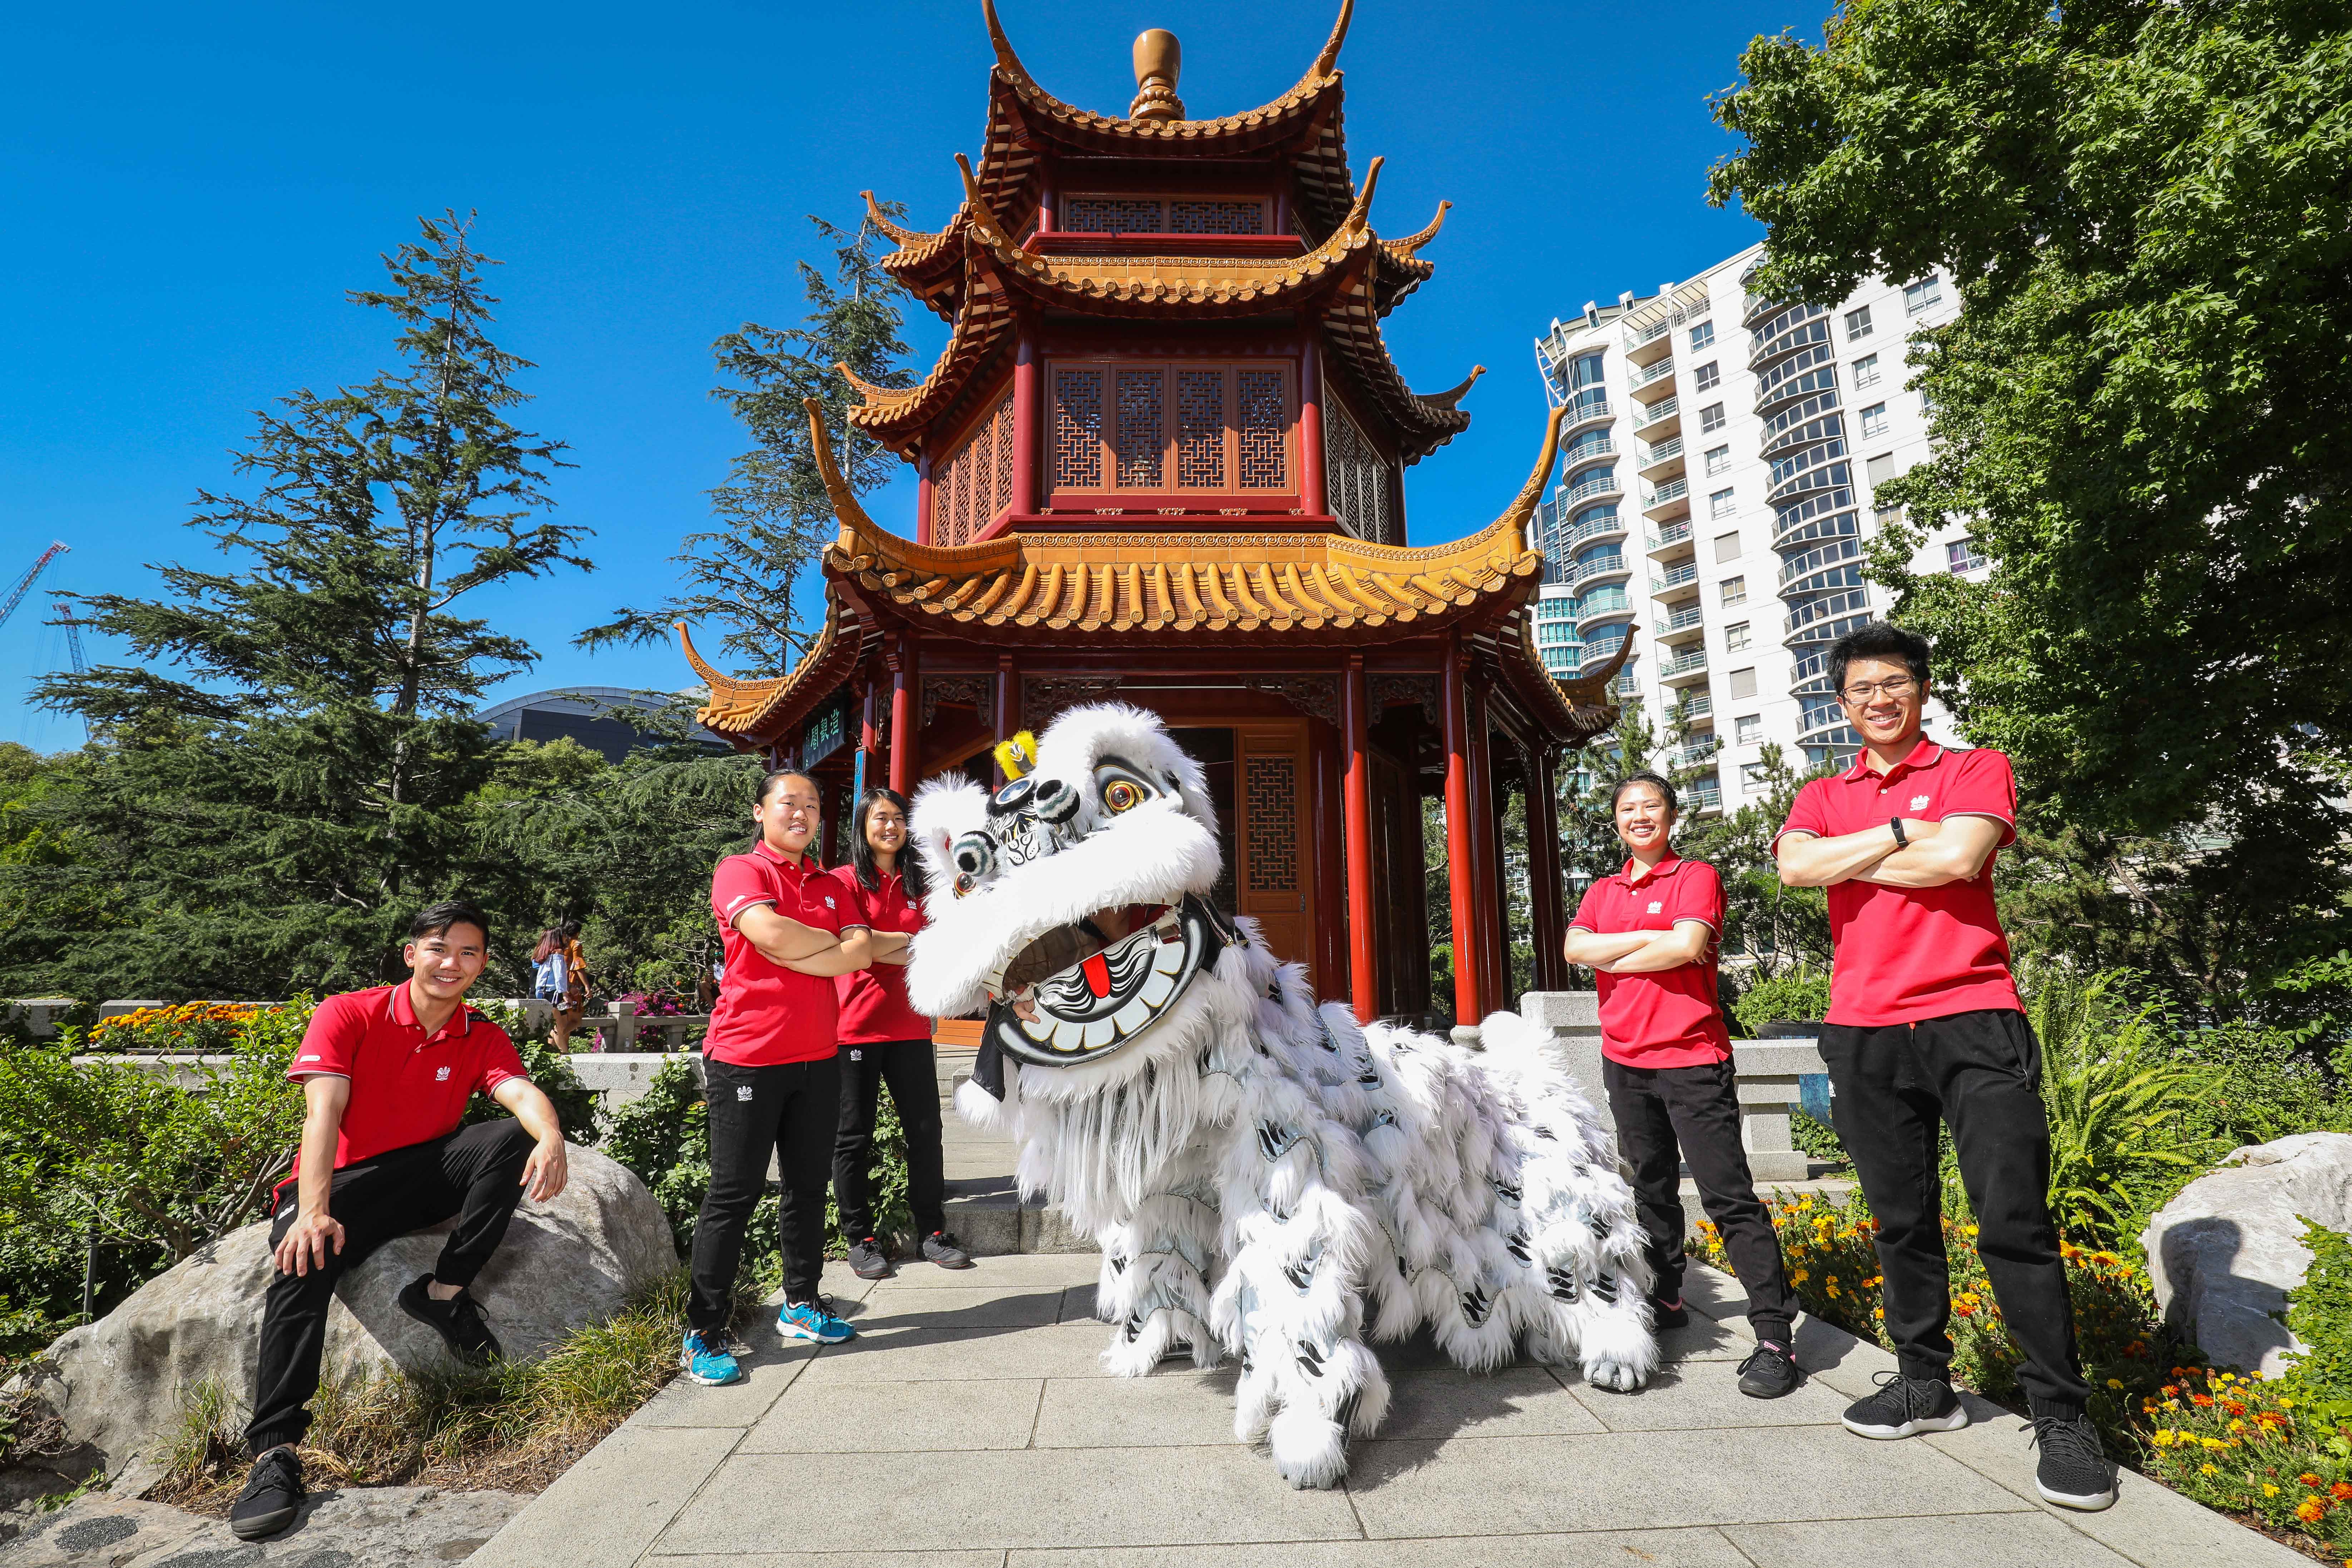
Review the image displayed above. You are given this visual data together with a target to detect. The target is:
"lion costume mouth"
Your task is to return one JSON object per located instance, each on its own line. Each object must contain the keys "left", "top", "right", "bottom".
{"left": 984, "top": 894, "right": 1229, "bottom": 1068}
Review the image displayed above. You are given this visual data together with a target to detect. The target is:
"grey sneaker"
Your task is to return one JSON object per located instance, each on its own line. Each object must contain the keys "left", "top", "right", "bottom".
{"left": 1841, "top": 1371, "right": 1969, "bottom": 1439}
{"left": 847, "top": 1237, "right": 894, "bottom": 1280}
{"left": 920, "top": 1230, "right": 974, "bottom": 1269}
{"left": 2031, "top": 1410, "right": 2119, "bottom": 1511}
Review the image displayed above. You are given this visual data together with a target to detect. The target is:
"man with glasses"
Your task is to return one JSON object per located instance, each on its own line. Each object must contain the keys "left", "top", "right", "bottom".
{"left": 678, "top": 768, "right": 907, "bottom": 1387}
{"left": 1773, "top": 623, "right": 2117, "bottom": 1511}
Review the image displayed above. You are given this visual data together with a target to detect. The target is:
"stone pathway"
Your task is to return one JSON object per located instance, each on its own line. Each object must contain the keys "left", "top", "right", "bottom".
{"left": 6, "top": 1484, "right": 524, "bottom": 1567}
{"left": 458, "top": 1053, "right": 2301, "bottom": 1568}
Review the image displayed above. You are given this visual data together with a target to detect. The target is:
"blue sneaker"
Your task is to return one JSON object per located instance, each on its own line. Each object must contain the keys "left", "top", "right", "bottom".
{"left": 777, "top": 1298, "right": 856, "bottom": 1344}
{"left": 680, "top": 1329, "right": 742, "bottom": 1385}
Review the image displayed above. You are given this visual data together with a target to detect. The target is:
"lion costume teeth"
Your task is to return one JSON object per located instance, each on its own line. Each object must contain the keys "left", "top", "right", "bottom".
{"left": 908, "top": 703, "right": 1658, "bottom": 1489}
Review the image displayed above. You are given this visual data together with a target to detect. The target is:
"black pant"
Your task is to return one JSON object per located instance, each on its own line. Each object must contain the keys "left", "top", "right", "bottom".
{"left": 1604, "top": 1056, "right": 1798, "bottom": 1344}
{"left": 247, "top": 1118, "right": 535, "bottom": 1456}
{"left": 1819, "top": 1008, "right": 2091, "bottom": 1415}
{"left": 832, "top": 1038, "right": 946, "bottom": 1239}
{"left": 688, "top": 1054, "right": 839, "bottom": 1331}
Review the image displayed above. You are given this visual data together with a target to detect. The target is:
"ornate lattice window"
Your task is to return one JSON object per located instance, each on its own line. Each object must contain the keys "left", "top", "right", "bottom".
{"left": 1047, "top": 359, "right": 1295, "bottom": 499}
{"left": 1244, "top": 756, "right": 1299, "bottom": 892}
{"left": 1051, "top": 369, "right": 1104, "bottom": 491}
{"left": 1063, "top": 195, "right": 1269, "bottom": 235}
{"left": 932, "top": 389, "right": 1017, "bottom": 546}
{"left": 1323, "top": 397, "right": 1398, "bottom": 543}
{"left": 1113, "top": 370, "right": 1165, "bottom": 488}
{"left": 1175, "top": 371, "right": 1226, "bottom": 489}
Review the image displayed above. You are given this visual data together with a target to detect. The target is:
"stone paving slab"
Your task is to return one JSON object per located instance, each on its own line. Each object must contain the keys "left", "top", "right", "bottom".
{"left": 468, "top": 1093, "right": 2306, "bottom": 1568}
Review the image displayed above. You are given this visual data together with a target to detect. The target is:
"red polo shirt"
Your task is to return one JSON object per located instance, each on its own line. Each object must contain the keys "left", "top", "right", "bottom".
{"left": 1773, "top": 738, "right": 2022, "bottom": 1027}
{"left": 705, "top": 840, "right": 849, "bottom": 1067}
{"left": 829, "top": 865, "right": 932, "bottom": 1045}
{"left": 285, "top": 984, "right": 527, "bottom": 1183}
{"left": 1570, "top": 852, "right": 1733, "bottom": 1068}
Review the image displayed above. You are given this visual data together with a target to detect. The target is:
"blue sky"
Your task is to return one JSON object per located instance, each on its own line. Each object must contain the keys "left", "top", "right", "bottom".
{"left": 0, "top": 0, "right": 1797, "bottom": 754}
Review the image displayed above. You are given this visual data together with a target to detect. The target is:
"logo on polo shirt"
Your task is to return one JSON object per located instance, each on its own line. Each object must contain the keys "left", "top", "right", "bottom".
{"left": 435, "top": 1066, "right": 450, "bottom": 1081}
{"left": 1647, "top": 901, "right": 1663, "bottom": 914}
{"left": 1910, "top": 794, "right": 1931, "bottom": 811}
{"left": 824, "top": 895, "right": 836, "bottom": 909}
{"left": 299, "top": 1054, "right": 320, "bottom": 1063}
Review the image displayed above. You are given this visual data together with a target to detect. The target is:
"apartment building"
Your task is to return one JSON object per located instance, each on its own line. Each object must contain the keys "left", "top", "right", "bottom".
{"left": 1529, "top": 242, "right": 1988, "bottom": 815}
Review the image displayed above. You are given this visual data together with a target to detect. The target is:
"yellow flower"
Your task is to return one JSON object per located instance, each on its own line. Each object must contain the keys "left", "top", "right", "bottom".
{"left": 2266, "top": 1484, "right": 2281, "bottom": 1497}
{"left": 2202, "top": 1464, "right": 2218, "bottom": 1475}
{"left": 2106, "top": 1378, "right": 2124, "bottom": 1390}
{"left": 1963, "top": 1224, "right": 1979, "bottom": 1237}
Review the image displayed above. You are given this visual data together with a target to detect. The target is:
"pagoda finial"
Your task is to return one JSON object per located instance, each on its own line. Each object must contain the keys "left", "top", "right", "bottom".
{"left": 1343, "top": 155, "right": 1384, "bottom": 233}
{"left": 980, "top": 0, "right": 1034, "bottom": 83}
{"left": 1129, "top": 29, "right": 1185, "bottom": 121}
{"left": 1312, "top": 0, "right": 1354, "bottom": 79}
{"left": 1494, "top": 402, "right": 1572, "bottom": 555}
{"left": 954, "top": 152, "right": 1013, "bottom": 244}
{"left": 860, "top": 191, "right": 927, "bottom": 250}
{"left": 802, "top": 396, "right": 880, "bottom": 548}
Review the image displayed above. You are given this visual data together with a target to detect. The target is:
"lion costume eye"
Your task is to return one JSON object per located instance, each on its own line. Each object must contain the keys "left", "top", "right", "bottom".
{"left": 1093, "top": 756, "right": 1158, "bottom": 816}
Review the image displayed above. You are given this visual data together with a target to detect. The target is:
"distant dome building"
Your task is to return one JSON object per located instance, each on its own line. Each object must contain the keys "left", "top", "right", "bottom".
{"left": 475, "top": 686, "right": 724, "bottom": 762}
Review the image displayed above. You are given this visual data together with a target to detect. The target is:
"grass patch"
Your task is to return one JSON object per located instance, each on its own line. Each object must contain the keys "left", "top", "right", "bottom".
{"left": 155, "top": 1270, "right": 690, "bottom": 1506}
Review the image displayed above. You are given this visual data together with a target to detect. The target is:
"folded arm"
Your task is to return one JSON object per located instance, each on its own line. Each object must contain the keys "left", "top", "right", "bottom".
{"left": 1562, "top": 928, "right": 1651, "bottom": 970}
{"left": 1776, "top": 816, "right": 1937, "bottom": 887}
{"left": 1562, "top": 920, "right": 1712, "bottom": 974}
{"left": 869, "top": 929, "right": 915, "bottom": 966}
{"left": 1857, "top": 813, "right": 2004, "bottom": 887}
{"left": 735, "top": 905, "right": 876, "bottom": 975}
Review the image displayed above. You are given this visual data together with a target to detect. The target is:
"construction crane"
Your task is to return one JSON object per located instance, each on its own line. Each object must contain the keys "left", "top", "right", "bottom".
{"left": 45, "top": 597, "right": 88, "bottom": 675}
{"left": 1, "top": 542, "right": 69, "bottom": 634}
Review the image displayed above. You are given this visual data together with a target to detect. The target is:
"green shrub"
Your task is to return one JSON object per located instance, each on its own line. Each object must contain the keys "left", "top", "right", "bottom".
{"left": 1730, "top": 965, "right": 1830, "bottom": 1037}
{"left": 2283, "top": 1221, "right": 2352, "bottom": 1412}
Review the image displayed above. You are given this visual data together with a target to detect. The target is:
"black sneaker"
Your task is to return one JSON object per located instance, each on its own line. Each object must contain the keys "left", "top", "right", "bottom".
{"left": 398, "top": 1274, "right": 503, "bottom": 1365}
{"left": 1647, "top": 1294, "right": 1690, "bottom": 1331}
{"left": 1737, "top": 1340, "right": 1802, "bottom": 1399}
{"left": 920, "top": 1231, "right": 974, "bottom": 1269}
{"left": 229, "top": 1446, "right": 306, "bottom": 1540}
{"left": 2031, "top": 1410, "right": 2120, "bottom": 1511}
{"left": 1841, "top": 1370, "right": 1970, "bottom": 1439}
{"left": 847, "top": 1237, "right": 894, "bottom": 1280}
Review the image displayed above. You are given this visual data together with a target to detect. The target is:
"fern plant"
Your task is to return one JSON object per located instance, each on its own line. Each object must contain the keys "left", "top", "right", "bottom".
{"left": 2029, "top": 967, "right": 2218, "bottom": 1247}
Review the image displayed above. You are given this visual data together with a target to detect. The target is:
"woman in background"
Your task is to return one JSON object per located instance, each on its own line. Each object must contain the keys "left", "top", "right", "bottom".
{"left": 546, "top": 923, "right": 587, "bottom": 1051}
{"left": 829, "top": 787, "right": 969, "bottom": 1279}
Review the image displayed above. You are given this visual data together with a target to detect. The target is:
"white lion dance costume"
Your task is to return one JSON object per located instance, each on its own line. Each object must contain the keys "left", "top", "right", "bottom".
{"left": 907, "top": 704, "right": 1657, "bottom": 1487}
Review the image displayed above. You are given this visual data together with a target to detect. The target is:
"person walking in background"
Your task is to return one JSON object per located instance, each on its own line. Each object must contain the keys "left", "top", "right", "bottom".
{"left": 530, "top": 928, "right": 565, "bottom": 1004}
{"left": 231, "top": 901, "right": 570, "bottom": 1542}
{"left": 680, "top": 769, "right": 910, "bottom": 1389}
{"left": 543, "top": 923, "right": 588, "bottom": 1052}
{"left": 1563, "top": 772, "right": 1802, "bottom": 1401}
{"left": 830, "top": 787, "right": 970, "bottom": 1280}
{"left": 1774, "top": 622, "right": 2117, "bottom": 1511}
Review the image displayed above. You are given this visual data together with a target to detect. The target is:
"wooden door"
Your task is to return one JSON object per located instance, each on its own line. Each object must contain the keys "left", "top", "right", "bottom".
{"left": 1234, "top": 722, "right": 1317, "bottom": 970}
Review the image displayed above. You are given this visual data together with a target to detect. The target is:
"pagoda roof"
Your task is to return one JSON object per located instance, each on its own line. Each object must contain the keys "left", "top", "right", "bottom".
{"left": 879, "top": 1, "right": 1389, "bottom": 324}
{"left": 686, "top": 399, "right": 1623, "bottom": 746}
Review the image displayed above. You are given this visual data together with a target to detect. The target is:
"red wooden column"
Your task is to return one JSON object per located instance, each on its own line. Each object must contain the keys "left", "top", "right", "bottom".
{"left": 1341, "top": 655, "right": 1378, "bottom": 1023}
{"left": 1440, "top": 635, "right": 1484, "bottom": 1025}
{"left": 993, "top": 653, "right": 1020, "bottom": 784}
{"left": 1465, "top": 676, "right": 1506, "bottom": 1014}
{"left": 888, "top": 633, "right": 920, "bottom": 794}
{"left": 1310, "top": 716, "right": 1346, "bottom": 1001}
{"left": 1526, "top": 743, "right": 1570, "bottom": 992}
{"left": 1298, "top": 328, "right": 1328, "bottom": 519}
{"left": 1009, "top": 334, "right": 1039, "bottom": 519}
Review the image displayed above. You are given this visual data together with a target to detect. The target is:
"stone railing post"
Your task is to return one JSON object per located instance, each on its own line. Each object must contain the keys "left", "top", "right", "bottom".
{"left": 612, "top": 999, "right": 638, "bottom": 1053}
{"left": 1731, "top": 1037, "right": 1825, "bottom": 1182}
{"left": 1518, "top": 991, "right": 1605, "bottom": 1098}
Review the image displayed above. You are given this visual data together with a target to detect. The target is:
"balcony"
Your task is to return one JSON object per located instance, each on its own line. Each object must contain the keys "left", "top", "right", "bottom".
{"left": 1646, "top": 520, "right": 1694, "bottom": 559}
{"left": 1632, "top": 397, "right": 1679, "bottom": 433}
{"left": 1563, "top": 397, "right": 1615, "bottom": 435}
{"left": 1575, "top": 638, "right": 1631, "bottom": 678}
{"left": 1616, "top": 669, "right": 1641, "bottom": 698}
{"left": 1570, "top": 552, "right": 1631, "bottom": 589}
{"left": 1654, "top": 603, "right": 1706, "bottom": 643}
{"left": 1562, "top": 439, "right": 1618, "bottom": 466}
{"left": 1560, "top": 471, "right": 1624, "bottom": 508}
{"left": 1576, "top": 597, "right": 1636, "bottom": 633}
{"left": 1637, "top": 435, "right": 1683, "bottom": 473}
{"left": 1665, "top": 737, "right": 1721, "bottom": 771}
{"left": 1688, "top": 781, "right": 1724, "bottom": 815}
{"left": 1675, "top": 691, "right": 1714, "bottom": 723}
{"left": 1629, "top": 358, "right": 1678, "bottom": 404}
{"left": 1659, "top": 648, "right": 1710, "bottom": 687}
{"left": 1566, "top": 510, "right": 1628, "bottom": 549}
{"left": 1651, "top": 561, "right": 1701, "bottom": 603}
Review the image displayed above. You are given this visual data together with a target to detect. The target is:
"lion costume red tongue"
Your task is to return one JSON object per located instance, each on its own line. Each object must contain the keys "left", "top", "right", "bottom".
{"left": 1081, "top": 951, "right": 1112, "bottom": 999}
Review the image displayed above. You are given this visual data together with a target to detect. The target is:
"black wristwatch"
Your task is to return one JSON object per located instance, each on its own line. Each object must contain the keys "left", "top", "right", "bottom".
{"left": 1889, "top": 817, "right": 1909, "bottom": 848}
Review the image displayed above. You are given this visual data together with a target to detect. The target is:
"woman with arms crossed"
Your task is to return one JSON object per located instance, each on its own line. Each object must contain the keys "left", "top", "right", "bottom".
{"left": 679, "top": 769, "right": 911, "bottom": 1387}
{"left": 831, "top": 787, "right": 971, "bottom": 1278}
{"left": 1563, "top": 772, "right": 1802, "bottom": 1399}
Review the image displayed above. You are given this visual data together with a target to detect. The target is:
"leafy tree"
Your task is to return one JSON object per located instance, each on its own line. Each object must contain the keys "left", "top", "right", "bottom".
{"left": 580, "top": 209, "right": 913, "bottom": 675}
{"left": 7, "top": 215, "right": 588, "bottom": 998}
{"left": 1675, "top": 742, "right": 1834, "bottom": 980}
{"left": 1707, "top": 0, "right": 2352, "bottom": 902}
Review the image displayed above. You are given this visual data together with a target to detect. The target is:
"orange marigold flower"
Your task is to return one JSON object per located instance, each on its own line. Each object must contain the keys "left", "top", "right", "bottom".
{"left": 2333, "top": 1482, "right": 2352, "bottom": 1503}
{"left": 2300, "top": 1473, "right": 2323, "bottom": 1487}
{"left": 2297, "top": 1497, "right": 2329, "bottom": 1524}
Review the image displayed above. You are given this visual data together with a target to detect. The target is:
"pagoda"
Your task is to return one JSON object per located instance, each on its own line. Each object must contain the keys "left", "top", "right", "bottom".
{"left": 681, "top": 0, "right": 1628, "bottom": 1029}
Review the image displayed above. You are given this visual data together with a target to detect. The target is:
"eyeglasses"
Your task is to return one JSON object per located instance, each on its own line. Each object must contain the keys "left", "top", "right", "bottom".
{"left": 1839, "top": 676, "right": 1919, "bottom": 704}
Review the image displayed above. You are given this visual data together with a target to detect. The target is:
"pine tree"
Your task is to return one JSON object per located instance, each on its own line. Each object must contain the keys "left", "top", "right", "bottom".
{"left": 14, "top": 214, "right": 590, "bottom": 998}
{"left": 580, "top": 208, "right": 912, "bottom": 674}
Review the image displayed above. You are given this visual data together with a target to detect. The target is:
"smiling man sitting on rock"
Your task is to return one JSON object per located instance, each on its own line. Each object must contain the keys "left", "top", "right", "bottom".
{"left": 230, "top": 900, "right": 572, "bottom": 1542}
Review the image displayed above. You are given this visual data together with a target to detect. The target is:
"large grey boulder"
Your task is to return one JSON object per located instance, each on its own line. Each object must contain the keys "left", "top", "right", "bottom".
{"left": 3, "top": 1485, "right": 526, "bottom": 1566}
{"left": 19, "top": 1143, "right": 676, "bottom": 1489}
{"left": 2141, "top": 1131, "right": 2352, "bottom": 1377}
